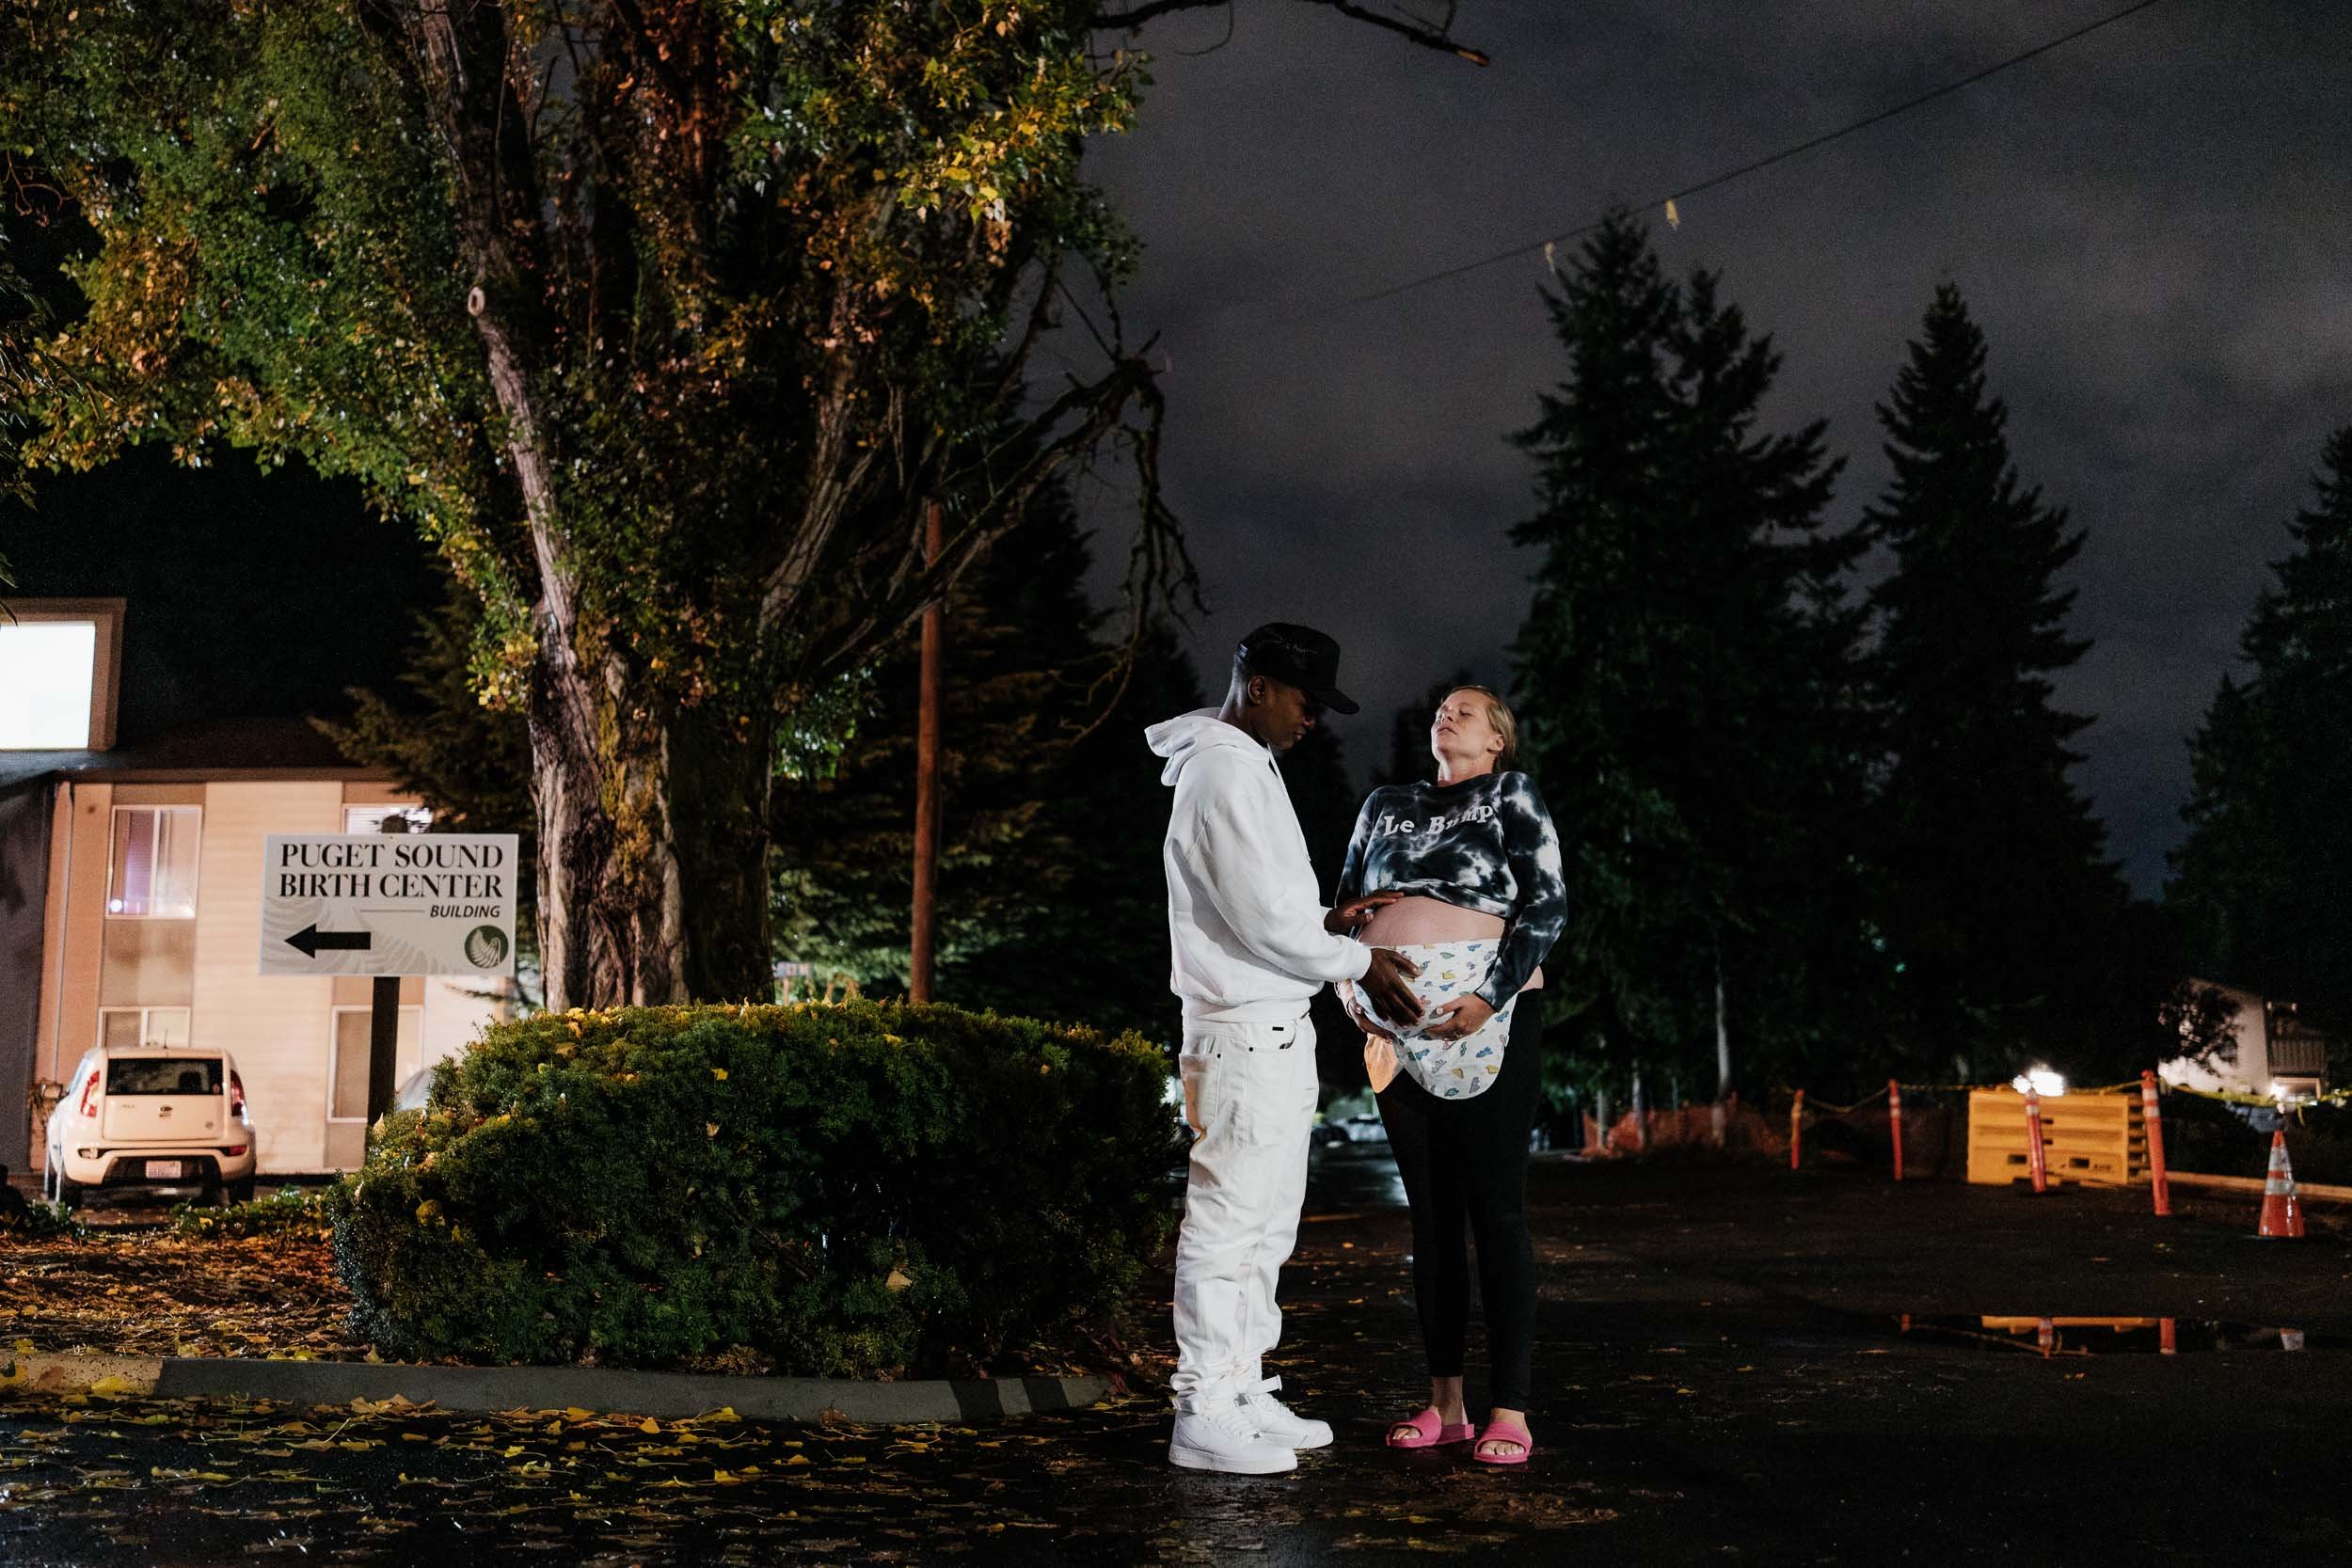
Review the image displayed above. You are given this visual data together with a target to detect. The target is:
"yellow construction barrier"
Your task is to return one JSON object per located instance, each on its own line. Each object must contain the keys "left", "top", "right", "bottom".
{"left": 1966, "top": 1088, "right": 2143, "bottom": 1186}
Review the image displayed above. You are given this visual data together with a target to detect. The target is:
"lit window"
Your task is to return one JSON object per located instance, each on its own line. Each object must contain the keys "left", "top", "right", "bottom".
{"left": 0, "top": 621, "right": 97, "bottom": 748}
{"left": 108, "top": 807, "right": 201, "bottom": 918}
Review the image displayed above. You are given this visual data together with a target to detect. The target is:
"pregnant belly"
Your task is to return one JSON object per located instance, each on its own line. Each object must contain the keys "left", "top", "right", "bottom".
{"left": 1359, "top": 895, "right": 1502, "bottom": 945}
{"left": 1357, "top": 896, "right": 1542, "bottom": 990}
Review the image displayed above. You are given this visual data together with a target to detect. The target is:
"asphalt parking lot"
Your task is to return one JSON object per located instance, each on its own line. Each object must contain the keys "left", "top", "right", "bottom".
{"left": 6, "top": 1153, "right": 2349, "bottom": 1564}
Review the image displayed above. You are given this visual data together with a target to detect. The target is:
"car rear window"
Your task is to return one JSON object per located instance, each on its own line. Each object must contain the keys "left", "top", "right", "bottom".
{"left": 105, "top": 1057, "right": 224, "bottom": 1096}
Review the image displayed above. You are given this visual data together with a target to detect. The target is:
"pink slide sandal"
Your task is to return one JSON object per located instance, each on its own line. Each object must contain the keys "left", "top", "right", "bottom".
{"left": 1385, "top": 1408, "right": 1473, "bottom": 1449}
{"left": 1471, "top": 1418, "right": 1533, "bottom": 1465}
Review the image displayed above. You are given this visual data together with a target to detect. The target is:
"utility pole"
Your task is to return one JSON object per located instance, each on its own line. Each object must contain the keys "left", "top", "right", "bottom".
{"left": 1712, "top": 941, "right": 1732, "bottom": 1148}
{"left": 1591, "top": 1026, "right": 1611, "bottom": 1152}
{"left": 909, "top": 499, "right": 945, "bottom": 1004}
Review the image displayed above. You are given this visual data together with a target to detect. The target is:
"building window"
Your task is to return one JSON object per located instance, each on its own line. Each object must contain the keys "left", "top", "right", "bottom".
{"left": 99, "top": 1006, "right": 192, "bottom": 1050}
{"left": 107, "top": 806, "right": 200, "bottom": 918}
{"left": 345, "top": 804, "right": 433, "bottom": 835}
{"left": 0, "top": 619, "right": 98, "bottom": 749}
{"left": 328, "top": 1006, "right": 423, "bottom": 1121}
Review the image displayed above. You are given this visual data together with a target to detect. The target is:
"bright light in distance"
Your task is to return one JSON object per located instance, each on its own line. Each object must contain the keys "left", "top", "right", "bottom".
{"left": 2010, "top": 1068, "right": 2067, "bottom": 1097}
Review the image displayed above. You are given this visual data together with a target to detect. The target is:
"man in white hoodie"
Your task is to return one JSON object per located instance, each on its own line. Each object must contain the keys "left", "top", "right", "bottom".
{"left": 1147, "top": 623, "right": 1422, "bottom": 1474}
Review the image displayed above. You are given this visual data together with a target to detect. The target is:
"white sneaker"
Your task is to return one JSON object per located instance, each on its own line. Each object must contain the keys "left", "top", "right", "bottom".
{"left": 1239, "top": 1377, "right": 1333, "bottom": 1449}
{"left": 1169, "top": 1401, "right": 1299, "bottom": 1474}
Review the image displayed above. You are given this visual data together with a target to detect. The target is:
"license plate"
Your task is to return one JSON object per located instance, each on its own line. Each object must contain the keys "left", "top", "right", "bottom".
{"left": 143, "top": 1160, "right": 185, "bottom": 1180}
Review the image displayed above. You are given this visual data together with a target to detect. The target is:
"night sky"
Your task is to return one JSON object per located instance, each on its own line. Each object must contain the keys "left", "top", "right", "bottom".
{"left": 1078, "top": 0, "right": 2352, "bottom": 895}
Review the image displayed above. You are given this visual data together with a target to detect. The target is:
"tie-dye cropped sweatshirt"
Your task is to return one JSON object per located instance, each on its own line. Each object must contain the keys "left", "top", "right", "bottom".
{"left": 1334, "top": 770, "right": 1568, "bottom": 1011}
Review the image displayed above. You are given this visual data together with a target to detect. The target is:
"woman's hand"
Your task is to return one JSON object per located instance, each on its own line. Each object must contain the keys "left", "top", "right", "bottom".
{"left": 1423, "top": 993, "right": 1495, "bottom": 1040}
{"left": 1326, "top": 890, "right": 1405, "bottom": 935}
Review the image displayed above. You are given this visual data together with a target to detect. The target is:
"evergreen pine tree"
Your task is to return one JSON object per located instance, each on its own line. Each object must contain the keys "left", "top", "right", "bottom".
{"left": 316, "top": 582, "right": 536, "bottom": 845}
{"left": 1664, "top": 270, "right": 1879, "bottom": 1089}
{"left": 1373, "top": 671, "right": 1476, "bottom": 789}
{"left": 332, "top": 482, "right": 1199, "bottom": 1039}
{"left": 315, "top": 578, "right": 545, "bottom": 1000}
{"left": 1864, "top": 284, "right": 2127, "bottom": 1073}
{"left": 1510, "top": 215, "right": 1694, "bottom": 1070}
{"left": 1026, "top": 616, "right": 1207, "bottom": 1042}
{"left": 1509, "top": 214, "right": 1872, "bottom": 1095}
{"left": 2170, "top": 426, "right": 2352, "bottom": 1033}
{"left": 1274, "top": 715, "right": 1368, "bottom": 1091}
{"left": 1279, "top": 722, "right": 1359, "bottom": 900}
{"left": 771, "top": 486, "right": 1202, "bottom": 1041}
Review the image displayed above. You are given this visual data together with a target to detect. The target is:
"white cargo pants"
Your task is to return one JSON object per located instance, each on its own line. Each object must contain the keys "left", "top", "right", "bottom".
{"left": 1169, "top": 1009, "right": 1320, "bottom": 1414}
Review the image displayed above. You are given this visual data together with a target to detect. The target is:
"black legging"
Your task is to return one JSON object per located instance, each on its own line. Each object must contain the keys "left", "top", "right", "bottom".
{"left": 1375, "top": 1000, "right": 1543, "bottom": 1412}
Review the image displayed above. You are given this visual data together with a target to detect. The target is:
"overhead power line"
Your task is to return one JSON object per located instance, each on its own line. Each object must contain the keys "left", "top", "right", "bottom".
{"left": 1315, "top": 0, "right": 2169, "bottom": 317}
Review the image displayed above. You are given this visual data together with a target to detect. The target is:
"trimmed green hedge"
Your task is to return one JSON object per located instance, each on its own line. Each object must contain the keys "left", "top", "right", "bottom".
{"left": 330, "top": 1000, "right": 1184, "bottom": 1374}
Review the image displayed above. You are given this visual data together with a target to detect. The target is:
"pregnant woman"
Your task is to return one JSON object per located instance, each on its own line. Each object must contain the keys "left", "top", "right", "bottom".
{"left": 1332, "top": 685, "right": 1566, "bottom": 1465}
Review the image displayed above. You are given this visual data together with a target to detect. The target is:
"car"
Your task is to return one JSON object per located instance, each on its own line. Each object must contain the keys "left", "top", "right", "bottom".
{"left": 392, "top": 1065, "right": 437, "bottom": 1114}
{"left": 43, "top": 1044, "right": 258, "bottom": 1209}
{"left": 1317, "top": 1113, "right": 1390, "bottom": 1147}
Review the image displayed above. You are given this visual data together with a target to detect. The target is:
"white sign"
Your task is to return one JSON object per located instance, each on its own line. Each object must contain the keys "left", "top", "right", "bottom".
{"left": 258, "top": 833, "right": 519, "bottom": 977}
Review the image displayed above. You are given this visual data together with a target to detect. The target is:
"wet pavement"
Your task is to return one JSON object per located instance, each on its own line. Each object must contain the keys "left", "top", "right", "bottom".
{"left": 6, "top": 1152, "right": 2352, "bottom": 1563}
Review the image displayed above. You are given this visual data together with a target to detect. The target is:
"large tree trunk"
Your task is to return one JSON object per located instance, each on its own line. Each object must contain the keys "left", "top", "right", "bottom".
{"left": 531, "top": 651, "right": 773, "bottom": 1009}
{"left": 398, "top": 5, "right": 1161, "bottom": 1014}
{"left": 403, "top": 7, "right": 774, "bottom": 1010}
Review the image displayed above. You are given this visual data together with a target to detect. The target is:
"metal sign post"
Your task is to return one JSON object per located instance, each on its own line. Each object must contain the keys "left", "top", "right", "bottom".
{"left": 365, "top": 820, "right": 407, "bottom": 1127}
{"left": 368, "top": 972, "right": 402, "bottom": 1125}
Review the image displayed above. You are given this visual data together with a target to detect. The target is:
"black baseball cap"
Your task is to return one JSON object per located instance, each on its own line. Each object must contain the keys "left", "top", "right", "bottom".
{"left": 1236, "top": 622, "right": 1359, "bottom": 715}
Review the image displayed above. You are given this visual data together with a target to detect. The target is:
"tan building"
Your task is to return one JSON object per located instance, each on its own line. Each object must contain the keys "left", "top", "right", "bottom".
{"left": 2, "top": 598, "right": 513, "bottom": 1174}
{"left": 2160, "top": 976, "right": 2331, "bottom": 1100}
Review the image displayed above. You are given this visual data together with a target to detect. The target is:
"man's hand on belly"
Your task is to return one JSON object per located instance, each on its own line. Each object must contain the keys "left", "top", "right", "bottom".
{"left": 1327, "top": 891, "right": 1404, "bottom": 935}
{"left": 1359, "top": 946, "right": 1424, "bottom": 1027}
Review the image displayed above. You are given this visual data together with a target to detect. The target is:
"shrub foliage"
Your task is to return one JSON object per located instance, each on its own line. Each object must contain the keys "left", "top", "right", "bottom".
{"left": 331, "top": 1001, "right": 1181, "bottom": 1374}
{"left": 172, "top": 1184, "right": 337, "bottom": 1242}
{"left": 0, "top": 1196, "right": 87, "bottom": 1242}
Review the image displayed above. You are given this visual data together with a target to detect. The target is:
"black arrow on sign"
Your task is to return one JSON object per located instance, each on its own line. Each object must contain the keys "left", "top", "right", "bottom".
{"left": 286, "top": 924, "right": 372, "bottom": 958}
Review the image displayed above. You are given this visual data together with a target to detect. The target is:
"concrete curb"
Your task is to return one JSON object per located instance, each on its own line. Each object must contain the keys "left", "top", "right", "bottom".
{"left": 1, "top": 1351, "right": 1114, "bottom": 1423}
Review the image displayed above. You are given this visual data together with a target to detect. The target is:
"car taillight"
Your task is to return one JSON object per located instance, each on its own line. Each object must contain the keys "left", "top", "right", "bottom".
{"left": 78, "top": 1071, "right": 99, "bottom": 1117}
{"left": 222, "top": 1144, "right": 248, "bottom": 1157}
{"left": 229, "top": 1070, "right": 247, "bottom": 1118}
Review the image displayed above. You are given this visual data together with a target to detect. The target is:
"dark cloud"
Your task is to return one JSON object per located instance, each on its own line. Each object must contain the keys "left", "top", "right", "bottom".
{"left": 1076, "top": 0, "right": 2352, "bottom": 895}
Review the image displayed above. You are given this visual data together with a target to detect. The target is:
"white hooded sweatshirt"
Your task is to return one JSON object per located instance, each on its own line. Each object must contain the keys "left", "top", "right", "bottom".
{"left": 1148, "top": 708, "right": 1372, "bottom": 1022}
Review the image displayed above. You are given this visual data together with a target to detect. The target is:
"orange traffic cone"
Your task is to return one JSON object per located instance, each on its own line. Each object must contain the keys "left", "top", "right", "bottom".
{"left": 2256, "top": 1129, "right": 2306, "bottom": 1240}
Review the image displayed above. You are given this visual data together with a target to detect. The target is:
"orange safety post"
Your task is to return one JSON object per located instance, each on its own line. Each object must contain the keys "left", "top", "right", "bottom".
{"left": 2036, "top": 1317, "right": 2056, "bottom": 1357}
{"left": 1888, "top": 1079, "right": 1905, "bottom": 1182}
{"left": 2023, "top": 1089, "right": 2049, "bottom": 1194}
{"left": 2140, "top": 1069, "right": 2170, "bottom": 1217}
{"left": 1789, "top": 1089, "right": 1805, "bottom": 1171}
{"left": 2158, "top": 1317, "right": 2177, "bottom": 1355}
